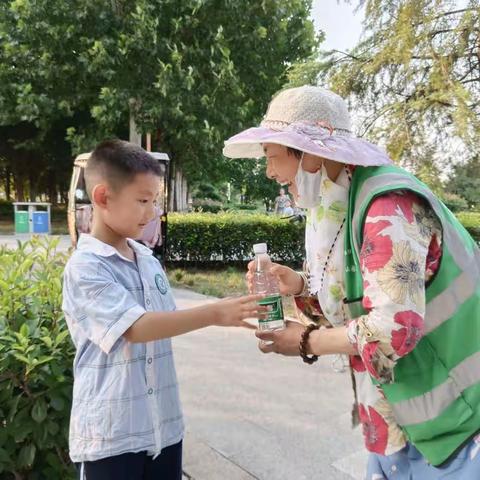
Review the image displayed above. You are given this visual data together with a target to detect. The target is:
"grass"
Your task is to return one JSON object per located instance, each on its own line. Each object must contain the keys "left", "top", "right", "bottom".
{"left": 166, "top": 265, "right": 298, "bottom": 318}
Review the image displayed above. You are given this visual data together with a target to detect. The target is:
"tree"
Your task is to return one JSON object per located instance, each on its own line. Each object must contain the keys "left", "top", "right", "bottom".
{"left": 287, "top": 0, "right": 480, "bottom": 166}
{"left": 446, "top": 155, "right": 480, "bottom": 208}
{"left": 0, "top": 0, "right": 319, "bottom": 207}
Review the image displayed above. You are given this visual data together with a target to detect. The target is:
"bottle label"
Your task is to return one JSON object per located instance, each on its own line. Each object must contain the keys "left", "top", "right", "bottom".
{"left": 258, "top": 294, "right": 284, "bottom": 324}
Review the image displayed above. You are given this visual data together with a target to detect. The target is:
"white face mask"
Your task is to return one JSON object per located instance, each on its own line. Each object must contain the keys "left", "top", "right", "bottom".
{"left": 294, "top": 153, "right": 323, "bottom": 208}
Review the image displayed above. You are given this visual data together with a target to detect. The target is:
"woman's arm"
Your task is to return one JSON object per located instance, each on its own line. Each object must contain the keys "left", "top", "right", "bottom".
{"left": 256, "top": 191, "right": 442, "bottom": 372}
{"left": 345, "top": 191, "right": 441, "bottom": 382}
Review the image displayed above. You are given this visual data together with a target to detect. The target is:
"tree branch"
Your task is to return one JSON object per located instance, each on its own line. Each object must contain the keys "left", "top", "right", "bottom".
{"left": 462, "top": 77, "right": 480, "bottom": 84}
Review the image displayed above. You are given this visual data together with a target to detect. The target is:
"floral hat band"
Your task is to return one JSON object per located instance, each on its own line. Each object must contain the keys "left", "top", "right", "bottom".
{"left": 262, "top": 119, "right": 351, "bottom": 137}
{"left": 223, "top": 86, "right": 392, "bottom": 167}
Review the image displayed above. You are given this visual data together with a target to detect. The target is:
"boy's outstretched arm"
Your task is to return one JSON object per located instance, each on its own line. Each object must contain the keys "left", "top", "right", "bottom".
{"left": 123, "top": 294, "right": 265, "bottom": 343}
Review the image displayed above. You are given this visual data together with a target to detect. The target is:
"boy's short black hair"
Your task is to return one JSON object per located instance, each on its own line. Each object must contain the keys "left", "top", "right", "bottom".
{"left": 85, "top": 139, "right": 162, "bottom": 199}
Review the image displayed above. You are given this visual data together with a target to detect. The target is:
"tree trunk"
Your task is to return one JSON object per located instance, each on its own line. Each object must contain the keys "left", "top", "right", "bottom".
{"left": 176, "top": 169, "right": 183, "bottom": 211}
{"left": 129, "top": 99, "right": 142, "bottom": 146}
{"left": 181, "top": 175, "right": 188, "bottom": 211}
{"left": 48, "top": 169, "right": 57, "bottom": 205}
{"left": 168, "top": 162, "right": 176, "bottom": 212}
{"left": 167, "top": 162, "right": 188, "bottom": 212}
{"left": 14, "top": 175, "right": 25, "bottom": 202}
{"left": 4, "top": 168, "right": 11, "bottom": 200}
{"left": 29, "top": 170, "right": 38, "bottom": 202}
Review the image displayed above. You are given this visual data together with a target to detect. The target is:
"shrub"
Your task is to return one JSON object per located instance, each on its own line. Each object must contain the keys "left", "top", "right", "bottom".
{"left": 166, "top": 212, "right": 304, "bottom": 266}
{"left": 456, "top": 211, "right": 480, "bottom": 242}
{"left": 166, "top": 210, "right": 480, "bottom": 266}
{"left": 230, "top": 204, "right": 258, "bottom": 211}
{"left": 0, "top": 237, "right": 75, "bottom": 479}
{"left": 440, "top": 192, "right": 469, "bottom": 212}
{"left": 191, "top": 199, "right": 224, "bottom": 214}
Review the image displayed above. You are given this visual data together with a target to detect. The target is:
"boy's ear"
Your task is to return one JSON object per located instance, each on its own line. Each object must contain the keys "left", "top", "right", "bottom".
{"left": 91, "top": 184, "right": 109, "bottom": 209}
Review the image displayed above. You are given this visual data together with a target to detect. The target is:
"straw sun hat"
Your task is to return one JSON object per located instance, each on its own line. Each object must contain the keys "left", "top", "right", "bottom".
{"left": 223, "top": 85, "right": 392, "bottom": 167}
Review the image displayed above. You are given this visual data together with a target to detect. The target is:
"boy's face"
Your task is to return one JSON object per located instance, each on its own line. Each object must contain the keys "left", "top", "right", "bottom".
{"left": 95, "top": 172, "right": 160, "bottom": 239}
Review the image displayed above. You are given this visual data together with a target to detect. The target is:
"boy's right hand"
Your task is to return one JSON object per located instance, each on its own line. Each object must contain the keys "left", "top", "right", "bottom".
{"left": 245, "top": 262, "right": 304, "bottom": 296}
{"left": 211, "top": 294, "right": 267, "bottom": 329}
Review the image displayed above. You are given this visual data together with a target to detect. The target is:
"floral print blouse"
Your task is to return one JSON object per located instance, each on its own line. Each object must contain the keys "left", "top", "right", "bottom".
{"left": 296, "top": 189, "right": 443, "bottom": 456}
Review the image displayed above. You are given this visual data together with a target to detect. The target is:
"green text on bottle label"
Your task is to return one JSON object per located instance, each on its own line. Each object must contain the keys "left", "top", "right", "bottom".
{"left": 258, "top": 294, "right": 284, "bottom": 324}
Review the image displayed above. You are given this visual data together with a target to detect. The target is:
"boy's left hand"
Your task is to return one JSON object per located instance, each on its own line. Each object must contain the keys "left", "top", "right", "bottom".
{"left": 255, "top": 320, "right": 305, "bottom": 356}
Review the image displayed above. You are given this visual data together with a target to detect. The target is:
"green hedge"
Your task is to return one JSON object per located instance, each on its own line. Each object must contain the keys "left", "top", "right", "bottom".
{"left": 166, "top": 212, "right": 305, "bottom": 266}
{"left": 166, "top": 211, "right": 480, "bottom": 265}
{"left": 456, "top": 211, "right": 480, "bottom": 241}
{"left": 0, "top": 238, "right": 75, "bottom": 479}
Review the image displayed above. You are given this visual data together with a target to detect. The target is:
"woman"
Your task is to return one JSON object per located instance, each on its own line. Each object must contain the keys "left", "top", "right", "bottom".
{"left": 223, "top": 86, "right": 480, "bottom": 479}
{"left": 274, "top": 187, "right": 291, "bottom": 215}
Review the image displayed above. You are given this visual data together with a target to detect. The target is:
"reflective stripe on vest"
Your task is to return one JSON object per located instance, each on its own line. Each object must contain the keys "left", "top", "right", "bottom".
{"left": 350, "top": 171, "right": 480, "bottom": 426}
{"left": 352, "top": 173, "right": 479, "bottom": 275}
{"left": 391, "top": 350, "right": 480, "bottom": 425}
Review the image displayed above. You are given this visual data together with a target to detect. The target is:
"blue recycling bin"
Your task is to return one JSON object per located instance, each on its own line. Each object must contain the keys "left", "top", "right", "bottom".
{"left": 32, "top": 211, "right": 50, "bottom": 233}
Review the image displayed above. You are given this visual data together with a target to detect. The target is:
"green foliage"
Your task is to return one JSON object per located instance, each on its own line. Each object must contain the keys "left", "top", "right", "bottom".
{"left": 0, "top": 237, "right": 75, "bottom": 479}
{"left": 192, "top": 183, "right": 224, "bottom": 202}
{"left": 231, "top": 204, "right": 258, "bottom": 211}
{"left": 166, "top": 212, "right": 305, "bottom": 266}
{"left": 0, "top": 0, "right": 319, "bottom": 201}
{"left": 289, "top": 1, "right": 480, "bottom": 166}
{"left": 440, "top": 192, "right": 469, "bottom": 212}
{"left": 166, "top": 209, "right": 480, "bottom": 267}
{"left": 191, "top": 199, "right": 224, "bottom": 213}
{"left": 456, "top": 211, "right": 480, "bottom": 241}
{"left": 446, "top": 155, "right": 480, "bottom": 208}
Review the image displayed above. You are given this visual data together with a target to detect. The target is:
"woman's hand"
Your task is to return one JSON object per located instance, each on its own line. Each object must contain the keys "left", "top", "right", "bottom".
{"left": 246, "top": 262, "right": 304, "bottom": 296}
{"left": 255, "top": 320, "right": 305, "bottom": 356}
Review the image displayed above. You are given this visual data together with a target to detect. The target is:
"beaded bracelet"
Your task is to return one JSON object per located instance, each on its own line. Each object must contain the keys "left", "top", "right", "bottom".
{"left": 299, "top": 324, "right": 320, "bottom": 364}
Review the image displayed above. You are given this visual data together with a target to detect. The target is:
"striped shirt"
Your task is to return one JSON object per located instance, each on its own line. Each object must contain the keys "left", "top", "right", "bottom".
{"left": 62, "top": 234, "right": 184, "bottom": 462}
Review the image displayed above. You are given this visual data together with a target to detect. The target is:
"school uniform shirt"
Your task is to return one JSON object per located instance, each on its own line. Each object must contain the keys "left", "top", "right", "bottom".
{"left": 62, "top": 234, "right": 184, "bottom": 462}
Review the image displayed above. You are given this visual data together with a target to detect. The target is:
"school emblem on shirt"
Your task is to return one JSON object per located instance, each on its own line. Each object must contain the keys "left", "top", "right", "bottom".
{"left": 155, "top": 273, "right": 168, "bottom": 294}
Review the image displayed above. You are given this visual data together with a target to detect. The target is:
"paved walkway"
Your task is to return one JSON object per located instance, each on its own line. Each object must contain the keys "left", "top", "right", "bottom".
{"left": 0, "top": 234, "right": 368, "bottom": 479}
{"left": 0, "top": 234, "right": 71, "bottom": 251}
{"left": 173, "top": 289, "right": 367, "bottom": 480}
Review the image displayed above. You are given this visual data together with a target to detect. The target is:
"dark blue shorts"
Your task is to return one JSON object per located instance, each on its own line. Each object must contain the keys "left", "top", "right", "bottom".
{"left": 77, "top": 440, "right": 182, "bottom": 480}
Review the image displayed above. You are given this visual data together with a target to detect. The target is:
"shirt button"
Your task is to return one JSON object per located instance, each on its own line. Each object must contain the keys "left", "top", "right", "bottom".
{"left": 148, "top": 388, "right": 153, "bottom": 395}
{"left": 146, "top": 298, "right": 151, "bottom": 305}
{"left": 147, "top": 357, "right": 153, "bottom": 364}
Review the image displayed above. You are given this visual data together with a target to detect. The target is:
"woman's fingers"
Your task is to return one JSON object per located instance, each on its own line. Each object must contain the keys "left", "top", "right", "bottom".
{"left": 258, "top": 340, "right": 275, "bottom": 353}
{"left": 255, "top": 329, "right": 275, "bottom": 342}
{"left": 269, "top": 264, "right": 285, "bottom": 276}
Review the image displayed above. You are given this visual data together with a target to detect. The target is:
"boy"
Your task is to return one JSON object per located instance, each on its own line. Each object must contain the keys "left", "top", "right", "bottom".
{"left": 62, "top": 140, "right": 263, "bottom": 479}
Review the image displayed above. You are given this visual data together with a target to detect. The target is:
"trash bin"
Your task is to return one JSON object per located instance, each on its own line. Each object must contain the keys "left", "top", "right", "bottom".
{"left": 14, "top": 210, "right": 30, "bottom": 234}
{"left": 32, "top": 211, "right": 50, "bottom": 233}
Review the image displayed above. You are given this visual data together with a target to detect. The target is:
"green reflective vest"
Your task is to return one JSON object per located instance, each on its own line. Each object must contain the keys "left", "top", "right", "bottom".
{"left": 344, "top": 165, "right": 480, "bottom": 466}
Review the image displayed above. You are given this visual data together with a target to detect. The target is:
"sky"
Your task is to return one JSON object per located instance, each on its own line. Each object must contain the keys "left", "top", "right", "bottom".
{"left": 310, "top": 0, "right": 469, "bottom": 51}
{"left": 310, "top": 0, "right": 364, "bottom": 51}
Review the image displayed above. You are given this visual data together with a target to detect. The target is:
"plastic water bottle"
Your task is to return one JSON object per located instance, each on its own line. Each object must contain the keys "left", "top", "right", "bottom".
{"left": 252, "top": 243, "right": 285, "bottom": 331}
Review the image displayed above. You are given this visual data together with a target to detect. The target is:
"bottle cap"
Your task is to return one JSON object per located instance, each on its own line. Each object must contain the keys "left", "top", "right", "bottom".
{"left": 253, "top": 243, "right": 267, "bottom": 254}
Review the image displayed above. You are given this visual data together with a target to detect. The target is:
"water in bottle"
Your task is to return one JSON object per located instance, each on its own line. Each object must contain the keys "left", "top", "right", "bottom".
{"left": 252, "top": 243, "right": 285, "bottom": 331}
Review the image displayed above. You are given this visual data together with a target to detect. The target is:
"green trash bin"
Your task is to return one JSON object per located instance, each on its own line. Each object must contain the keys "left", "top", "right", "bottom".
{"left": 15, "top": 211, "right": 30, "bottom": 233}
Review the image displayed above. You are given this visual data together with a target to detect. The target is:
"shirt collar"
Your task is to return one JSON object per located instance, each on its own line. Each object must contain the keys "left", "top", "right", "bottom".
{"left": 77, "top": 234, "right": 153, "bottom": 260}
